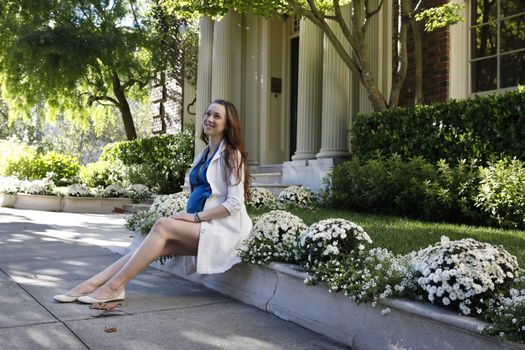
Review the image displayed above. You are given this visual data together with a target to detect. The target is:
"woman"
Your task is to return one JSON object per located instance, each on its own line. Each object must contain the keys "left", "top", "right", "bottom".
{"left": 54, "top": 99, "right": 253, "bottom": 304}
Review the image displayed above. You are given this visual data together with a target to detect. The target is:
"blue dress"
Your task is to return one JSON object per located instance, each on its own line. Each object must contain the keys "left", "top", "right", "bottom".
{"left": 186, "top": 145, "right": 220, "bottom": 213}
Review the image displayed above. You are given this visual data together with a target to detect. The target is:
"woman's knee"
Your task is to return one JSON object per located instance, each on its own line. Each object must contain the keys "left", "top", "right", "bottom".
{"left": 150, "top": 218, "right": 175, "bottom": 239}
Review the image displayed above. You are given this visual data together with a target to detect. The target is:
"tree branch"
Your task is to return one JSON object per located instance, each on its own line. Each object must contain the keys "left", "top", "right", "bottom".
{"left": 366, "top": 0, "right": 385, "bottom": 20}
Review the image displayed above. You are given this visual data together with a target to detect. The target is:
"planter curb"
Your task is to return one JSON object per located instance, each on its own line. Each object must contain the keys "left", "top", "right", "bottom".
{"left": 123, "top": 235, "right": 525, "bottom": 350}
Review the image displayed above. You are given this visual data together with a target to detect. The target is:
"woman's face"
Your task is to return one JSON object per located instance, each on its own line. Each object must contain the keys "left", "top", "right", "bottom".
{"left": 203, "top": 102, "right": 228, "bottom": 138}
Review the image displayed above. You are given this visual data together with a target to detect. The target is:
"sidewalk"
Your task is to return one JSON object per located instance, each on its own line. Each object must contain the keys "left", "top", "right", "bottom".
{"left": 0, "top": 208, "right": 348, "bottom": 350}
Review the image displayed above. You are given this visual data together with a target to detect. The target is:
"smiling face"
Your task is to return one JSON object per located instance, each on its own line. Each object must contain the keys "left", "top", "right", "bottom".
{"left": 203, "top": 102, "right": 228, "bottom": 139}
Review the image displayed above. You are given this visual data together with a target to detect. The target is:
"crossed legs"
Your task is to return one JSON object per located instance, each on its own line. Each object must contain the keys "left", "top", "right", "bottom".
{"left": 64, "top": 218, "right": 200, "bottom": 300}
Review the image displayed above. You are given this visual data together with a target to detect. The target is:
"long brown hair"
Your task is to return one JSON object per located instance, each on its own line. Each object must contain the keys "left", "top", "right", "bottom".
{"left": 199, "top": 99, "right": 251, "bottom": 199}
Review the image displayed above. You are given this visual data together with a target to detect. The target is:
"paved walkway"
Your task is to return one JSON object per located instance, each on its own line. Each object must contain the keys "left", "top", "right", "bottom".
{"left": 0, "top": 208, "right": 348, "bottom": 350}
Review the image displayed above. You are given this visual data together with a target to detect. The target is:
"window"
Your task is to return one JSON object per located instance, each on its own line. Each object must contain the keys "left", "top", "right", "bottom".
{"left": 470, "top": 0, "right": 525, "bottom": 92}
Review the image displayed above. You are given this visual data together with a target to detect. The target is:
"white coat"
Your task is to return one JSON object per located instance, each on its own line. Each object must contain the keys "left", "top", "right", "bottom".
{"left": 184, "top": 138, "right": 253, "bottom": 274}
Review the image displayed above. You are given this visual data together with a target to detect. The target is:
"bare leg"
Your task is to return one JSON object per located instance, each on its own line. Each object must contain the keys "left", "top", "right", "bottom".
{"left": 84, "top": 218, "right": 200, "bottom": 300}
{"left": 63, "top": 253, "right": 133, "bottom": 297}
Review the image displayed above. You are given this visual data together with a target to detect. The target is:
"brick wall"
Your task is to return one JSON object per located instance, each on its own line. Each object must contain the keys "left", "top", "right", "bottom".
{"left": 396, "top": 0, "right": 450, "bottom": 106}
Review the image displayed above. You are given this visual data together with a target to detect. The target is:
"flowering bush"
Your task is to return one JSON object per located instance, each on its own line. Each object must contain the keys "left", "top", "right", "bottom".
{"left": 125, "top": 210, "right": 160, "bottom": 235}
{"left": 238, "top": 210, "right": 307, "bottom": 264}
{"left": 102, "top": 184, "right": 127, "bottom": 198}
{"left": 278, "top": 185, "right": 313, "bottom": 208}
{"left": 483, "top": 276, "right": 525, "bottom": 341}
{"left": 125, "top": 192, "right": 189, "bottom": 236}
{"left": 311, "top": 247, "right": 420, "bottom": 304}
{"left": 19, "top": 178, "right": 55, "bottom": 195}
{"left": 66, "top": 184, "right": 90, "bottom": 197}
{"left": 0, "top": 176, "right": 22, "bottom": 195}
{"left": 298, "top": 219, "right": 372, "bottom": 269}
{"left": 413, "top": 236, "right": 519, "bottom": 315}
{"left": 149, "top": 192, "right": 189, "bottom": 217}
{"left": 246, "top": 187, "right": 276, "bottom": 209}
{"left": 127, "top": 184, "right": 152, "bottom": 203}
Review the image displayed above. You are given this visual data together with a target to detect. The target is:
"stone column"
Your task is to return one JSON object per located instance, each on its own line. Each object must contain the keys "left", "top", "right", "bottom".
{"left": 317, "top": 6, "right": 351, "bottom": 159}
{"left": 195, "top": 16, "right": 214, "bottom": 154}
{"left": 211, "top": 11, "right": 233, "bottom": 101}
{"left": 291, "top": 18, "right": 323, "bottom": 160}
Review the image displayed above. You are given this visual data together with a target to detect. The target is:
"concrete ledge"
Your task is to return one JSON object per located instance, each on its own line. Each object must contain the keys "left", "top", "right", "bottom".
{"left": 9, "top": 193, "right": 132, "bottom": 213}
{"left": 122, "top": 234, "right": 525, "bottom": 349}
{"left": 0, "top": 194, "right": 17, "bottom": 207}
{"left": 14, "top": 194, "right": 62, "bottom": 211}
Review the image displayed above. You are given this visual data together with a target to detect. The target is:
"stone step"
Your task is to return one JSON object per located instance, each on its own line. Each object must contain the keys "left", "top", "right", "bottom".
{"left": 251, "top": 172, "right": 282, "bottom": 185}
{"left": 249, "top": 164, "right": 283, "bottom": 174}
{"left": 123, "top": 203, "right": 151, "bottom": 213}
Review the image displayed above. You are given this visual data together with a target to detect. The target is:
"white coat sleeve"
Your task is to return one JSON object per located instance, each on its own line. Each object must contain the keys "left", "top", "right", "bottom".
{"left": 221, "top": 152, "right": 245, "bottom": 215}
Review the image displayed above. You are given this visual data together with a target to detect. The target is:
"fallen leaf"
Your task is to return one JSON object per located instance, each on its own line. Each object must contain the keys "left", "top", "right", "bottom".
{"left": 104, "top": 326, "right": 117, "bottom": 333}
{"left": 90, "top": 302, "right": 122, "bottom": 311}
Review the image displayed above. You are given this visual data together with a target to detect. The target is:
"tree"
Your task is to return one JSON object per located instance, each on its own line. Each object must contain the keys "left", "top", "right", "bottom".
{"left": 161, "top": 0, "right": 462, "bottom": 111}
{"left": 0, "top": 0, "right": 172, "bottom": 140}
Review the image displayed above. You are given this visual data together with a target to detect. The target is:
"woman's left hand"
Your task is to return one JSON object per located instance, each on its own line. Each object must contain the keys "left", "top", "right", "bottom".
{"left": 170, "top": 212, "right": 197, "bottom": 222}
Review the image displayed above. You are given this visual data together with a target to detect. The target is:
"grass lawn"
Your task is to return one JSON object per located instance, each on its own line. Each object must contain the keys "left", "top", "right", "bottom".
{"left": 248, "top": 207, "right": 525, "bottom": 268}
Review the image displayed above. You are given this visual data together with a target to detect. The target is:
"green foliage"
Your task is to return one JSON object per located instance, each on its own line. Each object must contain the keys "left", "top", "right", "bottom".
{"left": 0, "top": 0, "right": 161, "bottom": 136}
{"left": 352, "top": 89, "right": 525, "bottom": 164}
{"left": 327, "top": 155, "right": 484, "bottom": 225}
{"left": 37, "top": 151, "right": 80, "bottom": 185}
{"left": 79, "top": 160, "right": 126, "bottom": 188}
{"left": 476, "top": 158, "right": 525, "bottom": 229}
{"left": 328, "top": 154, "right": 525, "bottom": 229}
{"left": 100, "top": 130, "right": 194, "bottom": 194}
{"left": 0, "top": 139, "right": 79, "bottom": 185}
{"left": 415, "top": 2, "right": 464, "bottom": 32}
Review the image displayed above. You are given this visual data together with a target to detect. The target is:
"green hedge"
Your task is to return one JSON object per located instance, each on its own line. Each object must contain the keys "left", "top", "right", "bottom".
{"left": 100, "top": 130, "right": 194, "bottom": 194}
{"left": 0, "top": 140, "right": 80, "bottom": 185}
{"left": 352, "top": 88, "right": 525, "bottom": 164}
{"left": 327, "top": 155, "right": 525, "bottom": 229}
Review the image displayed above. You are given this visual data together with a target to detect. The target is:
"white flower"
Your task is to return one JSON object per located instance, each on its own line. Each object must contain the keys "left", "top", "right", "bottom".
{"left": 381, "top": 307, "right": 391, "bottom": 315}
{"left": 247, "top": 187, "right": 276, "bottom": 208}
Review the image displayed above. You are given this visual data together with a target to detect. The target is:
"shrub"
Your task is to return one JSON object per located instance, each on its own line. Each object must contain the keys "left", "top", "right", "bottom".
{"left": 278, "top": 185, "right": 313, "bottom": 208}
{"left": 328, "top": 155, "right": 484, "bottom": 225}
{"left": 100, "top": 130, "right": 194, "bottom": 194}
{"left": 238, "top": 210, "right": 307, "bottom": 265}
{"left": 0, "top": 139, "right": 80, "bottom": 185}
{"left": 127, "top": 184, "right": 152, "bottom": 203}
{"left": 475, "top": 158, "right": 525, "bottom": 229}
{"left": 125, "top": 192, "right": 189, "bottom": 235}
{"left": 66, "top": 184, "right": 90, "bottom": 197}
{"left": 79, "top": 160, "right": 126, "bottom": 188}
{"left": 352, "top": 88, "right": 525, "bottom": 164}
{"left": 102, "top": 185, "right": 127, "bottom": 198}
{"left": 412, "top": 236, "right": 519, "bottom": 316}
{"left": 298, "top": 219, "right": 372, "bottom": 270}
{"left": 246, "top": 187, "right": 276, "bottom": 209}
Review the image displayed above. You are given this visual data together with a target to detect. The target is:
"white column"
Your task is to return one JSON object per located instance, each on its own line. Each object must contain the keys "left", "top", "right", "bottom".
{"left": 195, "top": 16, "right": 214, "bottom": 154}
{"left": 317, "top": 7, "right": 351, "bottom": 159}
{"left": 211, "top": 11, "right": 233, "bottom": 101}
{"left": 291, "top": 18, "right": 323, "bottom": 160}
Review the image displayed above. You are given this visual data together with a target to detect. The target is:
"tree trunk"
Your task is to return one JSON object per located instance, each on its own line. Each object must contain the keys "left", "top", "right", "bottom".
{"left": 111, "top": 72, "right": 137, "bottom": 140}
{"left": 390, "top": 0, "right": 410, "bottom": 108}
{"left": 410, "top": 8, "right": 424, "bottom": 104}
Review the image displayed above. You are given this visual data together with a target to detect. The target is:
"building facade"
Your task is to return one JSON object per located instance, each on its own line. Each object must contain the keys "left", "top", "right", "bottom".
{"left": 189, "top": 0, "right": 524, "bottom": 191}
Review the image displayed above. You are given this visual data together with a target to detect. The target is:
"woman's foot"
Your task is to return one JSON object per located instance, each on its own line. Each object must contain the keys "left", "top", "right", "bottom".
{"left": 53, "top": 280, "right": 99, "bottom": 303}
{"left": 77, "top": 284, "right": 125, "bottom": 304}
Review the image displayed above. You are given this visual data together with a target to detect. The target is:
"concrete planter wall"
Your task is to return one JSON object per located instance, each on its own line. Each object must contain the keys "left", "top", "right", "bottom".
{"left": 63, "top": 197, "right": 133, "bottom": 214}
{"left": 125, "top": 234, "right": 525, "bottom": 350}
{"left": 9, "top": 193, "right": 132, "bottom": 213}
{"left": 0, "top": 193, "right": 17, "bottom": 207}
{"left": 14, "top": 193, "right": 62, "bottom": 211}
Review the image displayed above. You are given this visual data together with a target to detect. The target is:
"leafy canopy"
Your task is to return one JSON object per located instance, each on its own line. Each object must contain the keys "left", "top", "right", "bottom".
{"left": 0, "top": 0, "right": 159, "bottom": 126}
